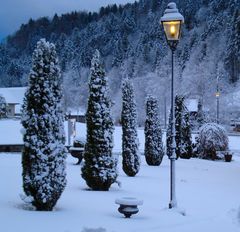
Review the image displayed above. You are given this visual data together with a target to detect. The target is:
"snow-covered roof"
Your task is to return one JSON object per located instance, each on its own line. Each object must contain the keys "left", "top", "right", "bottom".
{"left": 185, "top": 99, "right": 198, "bottom": 112}
{"left": 0, "top": 87, "right": 27, "bottom": 114}
{"left": 0, "top": 87, "right": 26, "bottom": 105}
{"left": 67, "top": 107, "right": 85, "bottom": 116}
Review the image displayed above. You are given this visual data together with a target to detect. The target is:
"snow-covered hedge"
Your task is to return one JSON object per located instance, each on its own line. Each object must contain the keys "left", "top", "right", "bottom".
{"left": 196, "top": 123, "right": 229, "bottom": 160}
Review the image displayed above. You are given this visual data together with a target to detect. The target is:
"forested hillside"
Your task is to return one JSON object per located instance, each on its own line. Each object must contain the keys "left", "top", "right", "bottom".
{"left": 0, "top": 0, "right": 239, "bottom": 123}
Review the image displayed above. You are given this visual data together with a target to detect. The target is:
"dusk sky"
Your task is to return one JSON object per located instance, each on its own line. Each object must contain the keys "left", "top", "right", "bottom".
{"left": 0, "top": 0, "right": 135, "bottom": 40}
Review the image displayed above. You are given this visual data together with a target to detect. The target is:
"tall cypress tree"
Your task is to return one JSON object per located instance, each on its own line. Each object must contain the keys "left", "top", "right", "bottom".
{"left": 144, "top": 95, "right": 164, "bottom": 166}
{"left": 121, "top": 78, "right": 140, "bottom": 176}
{"left": 166, "top": 95, "right": 192, "bottom": 159}
{"left": 81, "top": 50, "right": 117, "bottom": 191}
{"left": 179, "top": 98, "right": 193, "bottom": 159}
{"left": 21, "top": 39, "right": 67, "bottom": 211}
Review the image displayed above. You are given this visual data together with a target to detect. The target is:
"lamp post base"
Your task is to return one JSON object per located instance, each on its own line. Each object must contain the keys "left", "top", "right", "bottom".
{"left": 169, "top": 157, "right": 177, "bottom": 209}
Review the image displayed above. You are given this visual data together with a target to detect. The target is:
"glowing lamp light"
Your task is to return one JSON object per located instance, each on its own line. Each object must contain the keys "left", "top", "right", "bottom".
{"left": 170, "top": 25, "right": 176, "bottom": 36}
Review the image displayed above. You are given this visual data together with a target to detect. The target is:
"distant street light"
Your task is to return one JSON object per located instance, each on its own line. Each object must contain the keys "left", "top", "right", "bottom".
{"left": 161, "top": 2, "right": 184, "bottom": 209}
{"left": 216, "top": 74, "right": 220, "bottom": 124}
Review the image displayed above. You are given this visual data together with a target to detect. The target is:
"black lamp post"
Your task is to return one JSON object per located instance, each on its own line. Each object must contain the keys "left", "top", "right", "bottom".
{"left": 160, "top": 2, "right": 184, "bottom": 209}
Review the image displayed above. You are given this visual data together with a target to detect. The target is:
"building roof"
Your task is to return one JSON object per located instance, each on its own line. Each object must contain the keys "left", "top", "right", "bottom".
{"left": 0, "top": 87, "right": 27, "bottom": 114}
{"left": 67, "top": 107, "right": 86, "bottom": 116}
{"left": 185, "top": 99, "right": 198, "bottom": 112}
{"left": 0, "top": 87, "right": 26, "bottom": 104}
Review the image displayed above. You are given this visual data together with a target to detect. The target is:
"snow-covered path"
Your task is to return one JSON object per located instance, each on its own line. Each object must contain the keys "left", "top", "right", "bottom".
{"left": 0, "top": 153, "right": 240, "bottom": 232}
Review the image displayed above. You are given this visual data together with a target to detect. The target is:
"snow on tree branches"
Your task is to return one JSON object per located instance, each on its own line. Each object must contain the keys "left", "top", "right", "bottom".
{"left": 196, "top": 123, "right": 229, "bottom": 160}
{"left": 21, "top": 38, "right": 67, "bottom": 211}
{"left": 144, "top": 95, "right": 164, "bottom": 166}
{"left": 167, "top": 95, "right": 192, "bottom": 159}
{"left": 121, "top": 78, "right": 140, "bottom": 176}
{"left": 81, "top": 49, "right": 118, "bottom": 191}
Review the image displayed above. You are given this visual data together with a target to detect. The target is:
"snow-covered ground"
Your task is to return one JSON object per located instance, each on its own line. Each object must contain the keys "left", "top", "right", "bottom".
{"left": 1, "top": 119, "right": 240, "bottom": 231}
{"left": 1, "top": 153, "right": 240, "bottom": 232}
{"left": 0, "top": 119, "right": 239, "bottom": 152}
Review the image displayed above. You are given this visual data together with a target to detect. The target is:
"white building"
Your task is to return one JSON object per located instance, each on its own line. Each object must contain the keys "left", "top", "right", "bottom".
{"left": 185, "top": 98, "right": 198, "bottom": 115}
{"left": 0, "top": 87, "right": 26, "bottom": 117}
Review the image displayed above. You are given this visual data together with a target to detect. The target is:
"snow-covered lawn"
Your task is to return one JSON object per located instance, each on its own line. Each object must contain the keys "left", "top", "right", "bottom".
{"left": 1, "top": 119, "right": 240, "bottom": 231}
{"left": 0, "top": 119, "right": 240, "bottom": 152}
{"left": 1, "top": 153, "right": 240, "bottom": 232}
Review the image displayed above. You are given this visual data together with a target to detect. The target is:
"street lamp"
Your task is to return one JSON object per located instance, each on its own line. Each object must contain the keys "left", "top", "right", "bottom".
{"left": 216, "top": 75, "right": 220, "bottom": 124}
{"left": 161, "top": 2, "right": 184, "bottom": 209}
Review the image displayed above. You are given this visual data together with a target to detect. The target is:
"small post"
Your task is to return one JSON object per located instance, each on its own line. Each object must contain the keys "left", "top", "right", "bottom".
{"left": 68, "top": 111, "right": 71, "bottom": 146}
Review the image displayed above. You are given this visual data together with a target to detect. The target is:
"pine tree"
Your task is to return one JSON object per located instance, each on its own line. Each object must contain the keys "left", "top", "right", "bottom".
{"left": 21, "top": 39, "right": 67, "bottom": 211}
{"left": 144, "top": 95, "right": 164, "bottom": 166}
{"left": 81, "top": 50, "right": 117, "bottom": 191}
{"left": 0, "top": 95, "right": 7, "bottom": 118}
{"left": 166, "top": 95, "right": 192, "bottom": 159}
{"left": 121, "top": 78, "right": 140, "bottom": 176}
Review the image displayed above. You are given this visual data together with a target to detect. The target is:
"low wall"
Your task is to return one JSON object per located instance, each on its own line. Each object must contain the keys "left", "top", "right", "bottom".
{"left": 0, "top": 144, "right": 24, "bottom": 152}
{"left": 0, "top": 144, "right": 72, "bottom": 153}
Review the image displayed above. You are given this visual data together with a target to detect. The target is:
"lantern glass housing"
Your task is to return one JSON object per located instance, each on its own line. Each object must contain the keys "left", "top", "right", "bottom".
{"left": 162, "top": 20, "right": 181, "bottom": 41}
{"left": 160, "top": 2, "right": 184, "bottom": 44}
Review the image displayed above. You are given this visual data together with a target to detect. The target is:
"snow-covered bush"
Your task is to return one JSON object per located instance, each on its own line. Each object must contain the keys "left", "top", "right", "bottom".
{"left": 144, "top": 95, "right": 164, "bottom": 166}
{"left": 21, "top": 39, "right": 67, "bottom": 211}
{"left": 0, "top": 95, "right": 7, "bottom": 118}
{"left": 196, "top": 123, "right": 229, "bottom": 160}
{"left": 81, "top": 50, "right": 118, "bottom": 191}
{"left": 121, "top": 78, "right": 140, "bottom": 176}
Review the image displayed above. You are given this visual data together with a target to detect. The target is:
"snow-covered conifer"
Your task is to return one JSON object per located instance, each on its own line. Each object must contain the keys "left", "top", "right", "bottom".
{"left": 179, "top": 99, "right": 193, "bottom": 159}
{"left": 81, "top": 50, "right": 117, "bottom": 191}
{"left": 0, "top": 95, "right": 7, "bottom": 118}
{"left": 144, "top": 95, "right": 164, "bottom": 166}
{"left": 121, "top": 78, "right": 140, "bottom": 176}
{"left": 21, "top": 39, "right": 67, "bottom": 211}
{"left": 166, "top": 95, "right": 192, "bottom": 159}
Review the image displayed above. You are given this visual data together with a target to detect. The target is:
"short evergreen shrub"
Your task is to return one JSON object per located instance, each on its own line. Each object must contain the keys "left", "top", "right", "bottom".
{"left": 196, "top": 123, "right": 229, "bottom": 160}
